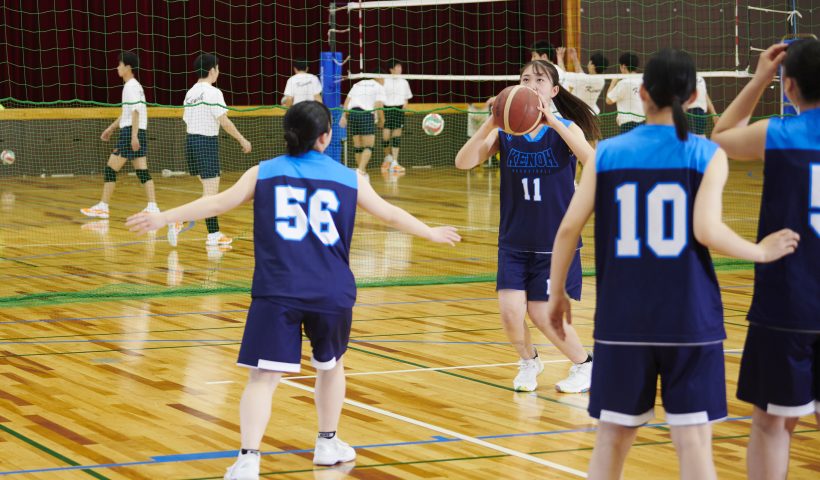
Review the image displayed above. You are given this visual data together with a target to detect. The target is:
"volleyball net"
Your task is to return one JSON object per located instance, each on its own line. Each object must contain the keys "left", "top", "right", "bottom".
{"left": 0, "top": 1, "right": 817, "bottom": 306}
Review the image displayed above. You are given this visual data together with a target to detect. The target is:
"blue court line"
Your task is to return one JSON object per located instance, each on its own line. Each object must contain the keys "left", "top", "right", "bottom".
{"left": 0, "top": 416, "right": 755, "bottom": 476}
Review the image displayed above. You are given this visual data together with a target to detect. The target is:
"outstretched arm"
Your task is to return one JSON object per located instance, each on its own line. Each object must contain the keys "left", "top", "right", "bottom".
{"left": 693, "top": 148, "right": 798, "bottom": 261}
{"left": 127, "top": 166, "right": 259, "bottom": 233}
{"left": 356, "top": 171, "right": 461, "bottom": 245}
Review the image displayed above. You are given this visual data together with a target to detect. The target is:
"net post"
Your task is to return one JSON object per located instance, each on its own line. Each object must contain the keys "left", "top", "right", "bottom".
{"left": 321, "top": 51, "right": 345, "bottom": 163}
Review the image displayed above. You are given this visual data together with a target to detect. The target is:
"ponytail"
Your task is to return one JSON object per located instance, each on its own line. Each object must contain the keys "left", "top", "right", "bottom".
{"left": 553, "top": 85, "right": 602, "bottom": 140}
{"left": 670, "top": 97, "right": 688, "bottom": 140}
{"left": 282, "top": 101, "right": 332, "bottom": 156}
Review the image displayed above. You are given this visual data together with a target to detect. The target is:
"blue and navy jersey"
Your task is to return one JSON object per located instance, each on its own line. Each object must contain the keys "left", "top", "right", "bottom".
{"left": 594, "top": 125, "right": 724, "bottom": 344}
{"left": 497, "top": 120, "right": 580, "bottom": 252}
{"left": 252, "top": 150, "right": 358, "bottom": 312}
{"left": 749, "top": 109, "right": 820, "bottom": 331}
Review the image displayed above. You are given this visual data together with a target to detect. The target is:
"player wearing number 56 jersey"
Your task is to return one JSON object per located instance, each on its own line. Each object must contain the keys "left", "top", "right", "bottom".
{"left": 547, "top": 49, "right": 797, "bottom": 478}
{"left": 457, "top": 59, "right": 601, "bottom": 394}
{"left": 712, "top": 40, "right": 820, "bottom": 479}
{"left": 126, "top": 101, "right": 461, "bottom": 479}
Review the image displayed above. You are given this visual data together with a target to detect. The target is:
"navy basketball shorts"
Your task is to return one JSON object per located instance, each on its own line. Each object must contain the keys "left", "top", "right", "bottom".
{"left": 348, "top": 109, "right": 376, "bottom": 136}
{"left": 737, "top": 323, "right": 820, "bottom": 417}
{"left": 588, "top": 342, "right": 727, "bottom": 427}
{"left": 496, "top": 247, "right": 582, "bottom": 301}
{"left": 687, "top": 107, "right": 708, "bottom": 135}
{"left": 237, "top": 297, "right": 353, "bottom": 373}
{"left": 186, "top": 134, "right": 220, "bottom": 179}
{"left": 384, "top": 109, "right": 405, "bottom": 130}
{"left": 113, "top": 127, "right": 147, "bottom": 159}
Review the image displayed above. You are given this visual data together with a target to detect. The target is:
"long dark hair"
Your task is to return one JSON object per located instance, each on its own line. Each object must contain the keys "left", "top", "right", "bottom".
{"left": 783, "top": 39, "right": 820, "bottom": 103}
{"left": 520, "top": 60, "right": 601, "bottom": 140}
{"left": 643, "top": 49, "right": 697, "bottom": 141}
{"left": 282, "top": 101, "right": 332, "bottom": 156}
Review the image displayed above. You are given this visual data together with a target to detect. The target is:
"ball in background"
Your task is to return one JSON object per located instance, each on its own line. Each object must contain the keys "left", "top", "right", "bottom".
{"left": 1, "top": 150, "right": 15, "bottom": 166}
{"left": 491, "top": 85, "right": 543, "bottom": 135}
{"left": 421, "top": 113, "right": 444, "bottom": 136}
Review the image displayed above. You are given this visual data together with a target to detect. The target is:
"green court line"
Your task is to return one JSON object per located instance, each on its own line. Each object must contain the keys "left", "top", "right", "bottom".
{"left": 0, "top": 424, "right": 111, "bottom": 480}
{"left": 347, "top": 345, "right": 588, "bottom": 411}
{"left": 0, "top": 256, "right": 754, "bottom": 309}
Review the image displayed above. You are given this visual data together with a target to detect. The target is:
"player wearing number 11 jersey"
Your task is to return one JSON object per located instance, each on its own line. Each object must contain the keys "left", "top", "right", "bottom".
{"left": 126, "top": 101, "right": 460, "bottom": 479}
{"left": 456, "top": 59, "right": 600, "bottom": 394}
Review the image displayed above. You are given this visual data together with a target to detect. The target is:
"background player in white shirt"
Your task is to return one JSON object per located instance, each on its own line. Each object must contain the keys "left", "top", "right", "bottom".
{"left": 379, "top": 60, "right": 413, "bottom": 174}
{"left": 81, "top": 51, "right": 158, "bottom": 220}
{"left": 607, "top": 52, "right": 645, "bottom": 133}
{"left": 171, "top": 53, "right": 251, "bottom": 249}
{"left": 339, "top": 79, "right": 386, "bottom": 175}
{"left": 282, "top": 59, "right": 322, "bottom": 107}
{"left": 558, "top": 47, "right": 609, "bottom": 115}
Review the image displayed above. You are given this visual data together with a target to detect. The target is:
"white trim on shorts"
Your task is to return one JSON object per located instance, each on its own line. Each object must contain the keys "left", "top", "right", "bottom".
{"left": 766, "top": 400, "right": 819, "bottom": 417}
{"left": 599, "top": 408, "right": 655, "bottom": 427}
{"left": 666, "top": 411, "right": 716, "bottom": 426}
{"left": 311, "top": 356, "right": 338, "bottom": 371}
{"left": 237, "top": 359, "right": 301, "bottom": 373}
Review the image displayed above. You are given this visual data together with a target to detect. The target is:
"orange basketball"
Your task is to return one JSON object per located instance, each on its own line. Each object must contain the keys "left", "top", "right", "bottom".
{"left": 491, "top": 85, "right": 543, "bottom": 135}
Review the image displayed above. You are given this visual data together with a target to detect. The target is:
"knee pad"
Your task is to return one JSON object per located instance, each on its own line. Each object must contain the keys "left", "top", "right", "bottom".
{"left": 382, "top": 139, "right": 391, "bottom": 148}
{"left": 391, "top": 136, "right": 401, "bottom": 148}
{"left": 103, "top": 166, "right": 117, "bottom": 183}
{"left": 353, "top": 146, "right": 364, "bottom": 154}
{"left": 136, "top": 169, "right": 152, "bottom": 184}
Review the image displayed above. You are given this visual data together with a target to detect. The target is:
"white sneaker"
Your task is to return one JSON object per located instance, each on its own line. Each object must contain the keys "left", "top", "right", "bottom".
{"left": 555, "top": 360, "right": 592, "bottom": 393}
{"left": 223, "top": 451, "right": 260, "bottom": 480}
{"left": 81, "top": 202, "right": 109, "bottom": 219}
{"left": 513, "top": 354, "right": 544, "bottom": 392}
{"left": 313, "top": 437, "right": 356, "bottom": 466}
{"left": 167, "top": 222, "right": 183, "bottom": 247}
{"left": 206, "top": 231, "right": 233, "bottom": 247}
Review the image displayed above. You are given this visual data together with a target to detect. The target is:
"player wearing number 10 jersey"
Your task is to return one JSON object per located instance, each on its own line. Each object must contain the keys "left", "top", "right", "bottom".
{"left": 126, "top": 101, "right": 460, "bottom": 479}
{"left": 546, "top": 49, "right": 797, "bottom": 478}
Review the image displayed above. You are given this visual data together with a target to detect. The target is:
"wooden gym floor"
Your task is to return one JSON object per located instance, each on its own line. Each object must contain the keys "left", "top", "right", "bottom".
{"left": 0, "top": 163, "right": 818, "bottom": 479}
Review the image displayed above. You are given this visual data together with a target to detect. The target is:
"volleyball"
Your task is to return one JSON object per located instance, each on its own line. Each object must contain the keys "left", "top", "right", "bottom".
{"left": 421, "top": 113, "right": 444, "bottom": 136}
{"left": 1, "top": 150, "right": 15, "bottom": 165}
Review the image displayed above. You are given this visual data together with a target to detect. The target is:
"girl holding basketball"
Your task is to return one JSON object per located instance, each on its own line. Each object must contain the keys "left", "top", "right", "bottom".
{"left": 455, "top": 60, "right": 600, "bottom": 393}
{"left": 546, "top": 49, "right": 797, "bottom": 479}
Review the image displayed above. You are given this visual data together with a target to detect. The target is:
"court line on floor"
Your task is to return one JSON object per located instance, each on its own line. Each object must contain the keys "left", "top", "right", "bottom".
{"left": 280, "top": 378, "right": 589, "bottom": 478}
{"left": 0, "top": 415, "right": 773, "bottom": 477}
{"left": 204, "top": 360, "right": 570, "bottom": 384}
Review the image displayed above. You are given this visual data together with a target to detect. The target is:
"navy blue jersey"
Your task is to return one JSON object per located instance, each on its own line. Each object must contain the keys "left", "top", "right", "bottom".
{"left": 594, "top": 125, "right": 724, "bottom": 344}
{"left": 498, "top": 121, "right": 579, "bottom": 252}
{"left": 252, "top": 150, "right": 358, "bottom": 312}
{"left": 748, "top": 109, "right": 820, "bottom": 331}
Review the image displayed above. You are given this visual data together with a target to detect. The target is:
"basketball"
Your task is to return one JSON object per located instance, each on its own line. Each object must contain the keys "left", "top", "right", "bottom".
{"left": 492, "top": 85, "right": 543, "bottom": 135}
{"left": 421, "top": 113, "right": 444, "bottom": 136}
{"left": 1, "top": 149, "right": 15, "bottom": 165}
